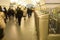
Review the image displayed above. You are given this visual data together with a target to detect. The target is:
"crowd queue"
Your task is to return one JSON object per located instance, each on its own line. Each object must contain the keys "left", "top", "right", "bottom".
{"left": 0, "top": 5, "right": 35, "bottom": 40}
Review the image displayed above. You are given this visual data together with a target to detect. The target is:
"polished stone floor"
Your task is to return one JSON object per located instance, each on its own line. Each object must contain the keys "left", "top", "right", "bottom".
{"left": 2, "top": 13, "right": 60, "bottom": 40}
{"left": 2, "top": 13, "right": 37, "bottom": 40}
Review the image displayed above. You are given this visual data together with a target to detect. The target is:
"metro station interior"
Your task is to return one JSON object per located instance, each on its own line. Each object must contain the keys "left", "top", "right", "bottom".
{"left": 0, "top": 0, "right": 60, "bottom": 40}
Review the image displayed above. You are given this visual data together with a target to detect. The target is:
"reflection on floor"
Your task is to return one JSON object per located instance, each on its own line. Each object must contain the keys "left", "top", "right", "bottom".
{"left": 3, "top": 13, "right": 37, "bottom": 40}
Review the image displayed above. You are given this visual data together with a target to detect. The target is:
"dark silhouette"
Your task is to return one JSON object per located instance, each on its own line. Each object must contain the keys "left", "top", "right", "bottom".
{"left": 0, "top": 6, "right": 2, "bottom": 12}
{"left": 16, "top": 7, "right": 23, "bottom": 26}
{"left": 27, "top": 8, "right": 33, "bottom": 18}
{"left": 0, "top": 28, "right": 4, "bottom": 40}
{"left": 3, "top": 7, "right": 7, "bottom": 23}
{"left": 7, "top": 7, "right": 15, "bottom": 20}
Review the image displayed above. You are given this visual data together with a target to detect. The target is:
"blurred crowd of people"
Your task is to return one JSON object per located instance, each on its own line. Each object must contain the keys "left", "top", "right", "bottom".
{"left": 0, "top": 5, "right": 35, "bottom": 40}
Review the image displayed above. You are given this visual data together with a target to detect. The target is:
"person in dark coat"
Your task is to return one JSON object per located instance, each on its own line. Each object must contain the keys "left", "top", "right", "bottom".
{"left": 7, "top": 7, "right": 15, "bottom": 20}
{"left": 27, "top": 8, "right": 33, "bottom": 18}
{"left": 16, "top": 7, "right": 23, "bottom": 26}
{"left": 0, "top": 6, "right": 2, "bottom": 12}
{"left": 2, "top": 7, "right": 7, "bottom": 23}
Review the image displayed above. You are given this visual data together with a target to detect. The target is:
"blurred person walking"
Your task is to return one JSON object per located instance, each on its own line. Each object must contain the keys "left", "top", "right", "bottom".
{"left": 23, "top": 7, "right": 27, "bottom": 20}
{"left": 2, "top": 7, "right": 7, "bottom": 23}
{"left": 0, "top": 6, "right": 6, "bottom": 40}
{"left": 16, "top": 7, "right": 23, "bottom": 26}
{"left": 7, "top": 7, "right": 15, "bottom": 21}
{"left": 27, "top": 8, "right": 33, "bottom": 18}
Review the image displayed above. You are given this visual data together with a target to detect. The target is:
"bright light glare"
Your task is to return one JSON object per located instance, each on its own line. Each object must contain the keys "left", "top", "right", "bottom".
{"left": 10, "top": 0, "right": 40, "bottom": 6}
{"left": 36, "top": 0, "right": 40, "bottom": 2}
{"left": 32, "top": 0, "right": 40, "bottom": 5}
{"left": 18, "top": 1, "right": 27, "bottom": 6}
{"left": 10, "top": 0, "right": 18, "bottom": 3}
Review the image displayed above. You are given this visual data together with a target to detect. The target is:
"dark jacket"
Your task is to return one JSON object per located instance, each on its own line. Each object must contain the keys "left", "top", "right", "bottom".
{"left": 16, "top": 8, "right": 23, "bottom": 18}
{"left": 7, "top": 8, "right": 15, "bottom": 17}
{"left": 0, "top": 6, "right": 2, "bottom": 12}
{"left": 27, "top": 8, "right": 33, "bottom": 14}
{"left": 3, "top": 7, "right": 7, "bottom": 17}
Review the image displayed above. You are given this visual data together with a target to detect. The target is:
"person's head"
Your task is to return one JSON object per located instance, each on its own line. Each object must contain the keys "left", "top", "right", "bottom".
{"left": 4, "top": 7, "right": 6, "bottom": 9}
{"left": 3, "top": 7, "right": 7, "bottom": 11}
{"left": 24, "top": 7, "right": 26, "bottom": 10}
{"left": 17, "top": 6, "right": 21, "bottom": 10}
{"left": 9, "top": 6, "right": 13, "bottom": 10}
{"left": 17, "top": 6, "right": 19, "bottom": 9}
{"left": 0, "top": 6, "right": 2, "bottom": 12}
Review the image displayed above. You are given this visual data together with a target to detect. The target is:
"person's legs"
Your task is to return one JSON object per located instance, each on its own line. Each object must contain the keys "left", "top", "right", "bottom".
{"left": 9, "top": 16, "right": 11, "bottom": 20}
{"left": 18, "top": 18, "right": 19, "bottom": 25}
{"left": 5, "top": 15, "right": 8, "bottom": 22}
{"left": 18, "top": 17, "right": 22, "bottom": 26}
{"left": 30, "top": 13, "right": 32, "bottom": 17}
{"left": 4, "top": 19, "right": 6, "bottom": 23}
{"left": 28, "top": 13, "right": 30, "bottom": 18}
{"left": 30, "top": 13, "right": 31, "bottom": 16}
{"left": 4, "top": 15, "right": 8, "bottom": 23}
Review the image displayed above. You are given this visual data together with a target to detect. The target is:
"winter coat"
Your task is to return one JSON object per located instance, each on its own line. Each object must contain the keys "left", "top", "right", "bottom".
{"left": 7, "top": 9, "right": 15, "bottom": 17}
{"left": 16, "top": 8, "right": 23, "bottom": 18}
